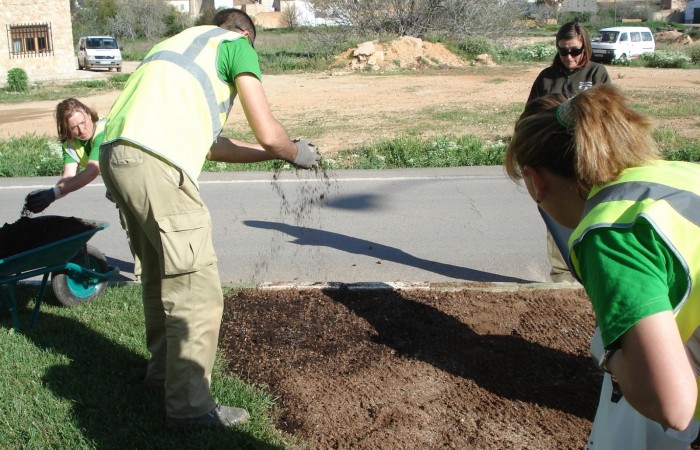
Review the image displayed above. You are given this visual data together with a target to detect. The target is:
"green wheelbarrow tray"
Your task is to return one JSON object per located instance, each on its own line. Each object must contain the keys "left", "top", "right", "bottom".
{"left": 0, "top": 217, "right": 120, "bottom": 332}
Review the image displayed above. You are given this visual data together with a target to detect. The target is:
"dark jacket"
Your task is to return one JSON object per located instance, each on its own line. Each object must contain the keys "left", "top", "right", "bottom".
{"left": 528, "top": 61, "right": 610, "bottom": 102}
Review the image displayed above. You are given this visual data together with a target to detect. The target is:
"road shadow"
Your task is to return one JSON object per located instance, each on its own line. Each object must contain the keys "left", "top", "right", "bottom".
{"left": 106, "top": 256, "right": 136, "bottom": 282}
{"left": 322, "top": 287, "right": 600, "bottom": 420}
{"left": 323, "top": 193, "right": 383, "bottom": 211}
{"left": 244, "top": 220, "right": 531, "bottom": 283}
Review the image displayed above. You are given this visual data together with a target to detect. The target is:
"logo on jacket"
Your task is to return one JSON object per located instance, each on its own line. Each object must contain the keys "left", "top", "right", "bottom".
{"left": 578, "top": 81, "right": 594, "bottom": 92}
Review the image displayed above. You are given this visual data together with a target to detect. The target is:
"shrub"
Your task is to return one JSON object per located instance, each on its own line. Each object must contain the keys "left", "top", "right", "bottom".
{"left": 688, "top": 29, "right": 700, "bottom": 41}
{"left": 610, "top": 57, "right": 636, "bottom": 67}
{"left": 109, "top": 73, "right": 131, "bottom": 87}
{"left": 0, "top": 135, "right": 63, "bottom": 177}
{"left": 121, "top": 49, "right": 149, "bottom": 61}
{"left": 459, "top": 36, "right": 497, "bottom": 57}
{"left": 67, "top": 80, "right": 109, "bottom": 89}
{"left": 641, "top": 50, "right": 691, "bottom": 69}
{"left": 6, "top": 68, "right": 29, "bottom": 92}
{"left": 514, "top": 43, "right": 556, "bottom": 62}
{"left": 689, "top": 45, "right": 700, "bottom": 65}
{"left": 663, "top": 146, "right": 700, "bottom": 162}
{"left": 562, "top": 11, "right": 591, "bottom": 23}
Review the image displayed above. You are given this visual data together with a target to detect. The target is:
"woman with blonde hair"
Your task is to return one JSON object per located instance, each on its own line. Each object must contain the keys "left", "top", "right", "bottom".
{"left": 505, "top": 83, "right": 700, "bottom": 449}
{"left": 24, "top": 98, "right": 139, "bottom": 278}
{"left": 25, "top": 98, "right": 105, "bottom": 213}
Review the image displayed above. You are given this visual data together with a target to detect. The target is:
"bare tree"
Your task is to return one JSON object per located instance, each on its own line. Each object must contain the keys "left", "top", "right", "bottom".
{"left": 309, "top": 0, "right": 430, "bottom": 36}
{"left": 434, "top": 1, "right": 529, "bottom": 41}
{"left": 281, "top": 2, "right": 300, "bottom": 28}
{"left": 311, "top": 0, "right": 528, "bottom": 41}
{"left": 529, "top": 1, "right": 561, "bottom": 24}
{"left": 107, "top": 0, "right": 171, "bottom": 39}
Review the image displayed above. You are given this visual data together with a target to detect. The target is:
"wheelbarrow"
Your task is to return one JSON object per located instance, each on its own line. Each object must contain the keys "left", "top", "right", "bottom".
{"left": 0, "top": 216, "right": 119, "bottom": 332}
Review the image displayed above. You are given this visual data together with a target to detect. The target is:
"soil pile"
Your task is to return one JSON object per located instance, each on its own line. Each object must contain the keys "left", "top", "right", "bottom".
{"left": 0, "top": 216, "right": 95, "bottom": 259}
{"left": 220, "top": 287, "right": 603, "bottom": 449}
{"left": 655, "top": 30, "right": 693, "bottom": 45}
{"left": 338, "top": 36, "right": 469, "bottom": 71}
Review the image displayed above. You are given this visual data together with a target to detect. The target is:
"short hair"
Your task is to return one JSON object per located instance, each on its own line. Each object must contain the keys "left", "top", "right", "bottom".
{"left": 505, "top": 84, "right": 658, "bottom": 194}
{"left": 213, "top": 8, "right": 256, "bottom": 45}
{"left": 553, "top": 21, "right": 592, "bottom": 69}
{"left": 55, "top": 98, "right": 99, "bottom": 143}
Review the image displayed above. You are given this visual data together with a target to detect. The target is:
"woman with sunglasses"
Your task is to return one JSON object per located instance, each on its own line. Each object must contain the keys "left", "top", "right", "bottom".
{"left": 528, "top": 21, "right": 610, "bottom": 101}
{"left": 527, "top": 21, "right": 611, "bottom": 284}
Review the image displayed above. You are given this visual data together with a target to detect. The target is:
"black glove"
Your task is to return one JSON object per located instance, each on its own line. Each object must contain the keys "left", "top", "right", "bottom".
{"left": 24, "top": 187, "right": 59, "bottom": 213}
{"left": 292, "top": 140, "right": 321, "bottom": 169}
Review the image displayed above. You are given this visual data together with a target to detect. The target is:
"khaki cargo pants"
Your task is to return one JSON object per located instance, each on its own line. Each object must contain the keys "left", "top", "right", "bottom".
{"left": 100, "top": 141, "right": 223, "bottom": 419}
{"left": 538, "top": 207, "right": 577, "bottom": 284}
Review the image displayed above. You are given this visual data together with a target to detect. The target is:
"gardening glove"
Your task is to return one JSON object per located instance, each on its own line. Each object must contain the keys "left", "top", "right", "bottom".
{"left": 291, "top": 140, "right": 321, "bottom": 169}
{"left": 24, "top": 186, "right": 60, "bottom": 213}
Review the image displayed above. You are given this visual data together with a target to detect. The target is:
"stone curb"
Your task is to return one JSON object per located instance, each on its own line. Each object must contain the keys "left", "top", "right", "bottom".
{"left": 18, "top": 280, "right": 583, "bottom": 293}
{"left": 258, "top": 281, "right": 583, "bottom": 292}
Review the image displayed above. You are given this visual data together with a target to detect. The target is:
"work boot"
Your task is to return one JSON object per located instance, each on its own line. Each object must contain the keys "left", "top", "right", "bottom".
{"left": 165, "top": 404, "right": 250, "bottom": 430}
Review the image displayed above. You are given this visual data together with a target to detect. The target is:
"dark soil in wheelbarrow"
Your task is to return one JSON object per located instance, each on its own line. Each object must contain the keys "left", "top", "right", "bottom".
{"left": 0, "top": 216, "right": 95, "bottom": 260}
{"left": 220, "top": 286, "right": 606, "bottom": 449}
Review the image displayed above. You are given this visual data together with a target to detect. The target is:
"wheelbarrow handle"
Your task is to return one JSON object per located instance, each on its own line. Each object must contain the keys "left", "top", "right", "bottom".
{"left": 62, "top": 262, "right": 120, "bottom": 280}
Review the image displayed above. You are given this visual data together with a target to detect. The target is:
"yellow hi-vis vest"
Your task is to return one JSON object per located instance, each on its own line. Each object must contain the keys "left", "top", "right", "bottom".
{"left": 64, "top": 117, "right": 107, "bottom": 167}
{"left": 569, "top": 160, "right": 700, "bottom": 419}
{"left": 103, "top": 26, "right": 245, "bottom": 184}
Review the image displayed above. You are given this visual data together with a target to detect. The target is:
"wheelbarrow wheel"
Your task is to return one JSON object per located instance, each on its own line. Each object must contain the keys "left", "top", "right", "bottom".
{"left": 51, "top": 244, "right": 109, "bottom": 307}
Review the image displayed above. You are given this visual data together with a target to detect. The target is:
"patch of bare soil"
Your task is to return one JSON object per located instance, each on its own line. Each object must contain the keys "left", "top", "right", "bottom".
{"left": 220, "top": 287, "right": 603, "bottom": 449}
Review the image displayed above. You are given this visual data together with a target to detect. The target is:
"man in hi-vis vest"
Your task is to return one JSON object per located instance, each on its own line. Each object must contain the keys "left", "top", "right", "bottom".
{"left": 100, "top": 9, "right": 320, "bottom": 429}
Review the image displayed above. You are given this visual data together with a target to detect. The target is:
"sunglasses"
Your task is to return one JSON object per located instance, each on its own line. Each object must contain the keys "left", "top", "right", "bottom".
{"left": 558, "top": 47, "right": 584, "bottom": 57}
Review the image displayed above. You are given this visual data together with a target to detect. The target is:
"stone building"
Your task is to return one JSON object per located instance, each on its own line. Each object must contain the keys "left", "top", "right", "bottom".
{"left": 0, "top": 0, "right": 76, "bottom": 85}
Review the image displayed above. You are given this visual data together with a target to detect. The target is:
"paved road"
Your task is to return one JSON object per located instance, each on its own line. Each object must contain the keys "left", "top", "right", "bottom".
{"left": 0, "top": 166, "right": 550, "bottom": 285}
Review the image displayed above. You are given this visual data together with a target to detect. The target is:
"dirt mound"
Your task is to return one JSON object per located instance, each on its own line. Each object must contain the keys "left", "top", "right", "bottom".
{"left": 337, "top": 36, "right": 470, "bottom": 71}
{"left": 655, "top": 30, "right": 693, "bottom": 45}
{"left": 221, "top": 286, "right": 601, "bottom": 449}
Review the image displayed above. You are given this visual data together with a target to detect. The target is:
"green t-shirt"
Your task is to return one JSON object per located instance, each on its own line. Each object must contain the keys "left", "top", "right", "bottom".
{"left": 62, "top": 117, "right": 105, "bottom": 166}
{"left": 216, "top": 37, "right": 262, "bottom": 84}
{"left": 574, "top": 219, "right": 687, "bottom": 348}
{"left": 61, "top": 135, "right": 101, "bottom": 165}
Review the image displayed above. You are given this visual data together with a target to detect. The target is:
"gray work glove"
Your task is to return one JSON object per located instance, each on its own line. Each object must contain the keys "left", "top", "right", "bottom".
{"left": 24, "top": 186, "right": 60, "bottom": 213}
{"left": 292, "top": 140, "right": 321, "bottom": 169}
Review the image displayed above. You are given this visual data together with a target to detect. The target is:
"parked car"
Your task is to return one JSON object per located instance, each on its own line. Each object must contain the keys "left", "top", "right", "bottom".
{"left": 591, "top": 26, "right": 655, "bottom": 63}
{"left": 77, "top": 36, "right": 122, "bottom": 72}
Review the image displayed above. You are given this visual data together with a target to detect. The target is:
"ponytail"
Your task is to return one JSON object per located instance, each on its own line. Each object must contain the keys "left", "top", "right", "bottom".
{"left": 505, "top": 84, "right": 658, "bottom": 193}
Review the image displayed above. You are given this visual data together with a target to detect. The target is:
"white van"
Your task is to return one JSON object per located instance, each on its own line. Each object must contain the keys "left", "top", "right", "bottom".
{"left": 77, "top": 36, "right": 123, "bottom": 72}
{"left": 591, "top": 27, "right": 655, "bottom": 63}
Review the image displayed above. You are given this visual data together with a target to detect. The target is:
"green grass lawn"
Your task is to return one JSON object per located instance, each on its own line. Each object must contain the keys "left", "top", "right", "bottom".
{"left": 0, "top": 283, "right": 292, "bottom": 449}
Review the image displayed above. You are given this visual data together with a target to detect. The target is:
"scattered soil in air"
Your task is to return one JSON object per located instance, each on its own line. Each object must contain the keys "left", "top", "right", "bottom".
{"left": 271, "top": 166, "right": 336, "bottom": 222}
{"left": 252, "top": 163, "right": 339, "bottom": 278}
